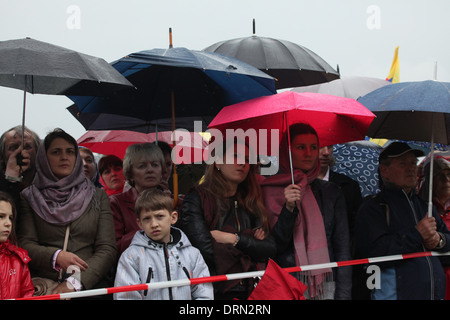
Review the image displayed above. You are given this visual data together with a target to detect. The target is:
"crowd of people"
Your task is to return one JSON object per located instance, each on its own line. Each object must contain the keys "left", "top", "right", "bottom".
{"left": 1, "top": 123, "right": 449, "bottom": 300}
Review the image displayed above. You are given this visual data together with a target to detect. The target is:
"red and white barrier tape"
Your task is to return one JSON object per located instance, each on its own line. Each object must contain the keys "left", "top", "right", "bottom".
{"left": 13, "top": 250, "right": 450, "bottom": 300}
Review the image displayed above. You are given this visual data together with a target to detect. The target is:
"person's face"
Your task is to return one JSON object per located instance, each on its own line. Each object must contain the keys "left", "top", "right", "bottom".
{"left": 101, "top": 165, "right": 125, "bottom": 191}
{"left": 79, "top": 149, "right": 96, "bottom": 180}
{"left": 137, "top": 209, "right": 177, "bottom": 243}
{"left": 380, "top": 152, "right": 419, "bottom": 193}
{"left": 161, "top": 153, "right": 173, "bottom": 183}
{"left": 131, "top": 157, "right": 162, "bottom": 192}
{"left": 46, "top": 138, "right": 77, "bottom": 179}
{"left": 0, "top": 201, "right": 13, "bottom": 243}
{"left": 4, "top": 130, "right": 37, "bottom": 170}
{"left": 216, "top": 143, "right": 250, "bottom": 188}
{"left": 434, "top": 168, "right": 450, "bottom": 202}
{"left": 291, "top": 134, "right": 319, "bottom": 172}
{"left": 319, "top": 145, "right": 333, "bottom": 169}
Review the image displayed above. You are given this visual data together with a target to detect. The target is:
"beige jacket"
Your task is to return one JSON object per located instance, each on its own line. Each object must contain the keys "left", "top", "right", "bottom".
{"left": 18, "top": 188, "right": 117, "bottom": 290}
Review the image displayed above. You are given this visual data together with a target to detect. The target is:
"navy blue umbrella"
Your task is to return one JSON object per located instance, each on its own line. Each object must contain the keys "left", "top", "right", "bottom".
{"left": 67, "top": 42, "right": 276, "bottom": 208}
{"left": 67, "top": 46, "right": 276, "bottom": 131}
{"left": 358, "top": 80, "right": 450, "bottom": 145}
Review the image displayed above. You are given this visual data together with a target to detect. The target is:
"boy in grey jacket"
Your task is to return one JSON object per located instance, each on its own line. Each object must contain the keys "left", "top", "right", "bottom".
{"left": 114, "top": 189, "right": 213, "bottom": 300}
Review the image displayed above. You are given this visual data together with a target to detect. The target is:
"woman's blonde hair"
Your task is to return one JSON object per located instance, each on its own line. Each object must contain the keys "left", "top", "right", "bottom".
{"left": 123, "top": 143, "right": 165, "bottom": 183}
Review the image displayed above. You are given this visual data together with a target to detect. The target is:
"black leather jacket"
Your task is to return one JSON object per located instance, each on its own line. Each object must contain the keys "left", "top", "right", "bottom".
{"left": 180, "top": 188, "right": 277, "bottom": 275}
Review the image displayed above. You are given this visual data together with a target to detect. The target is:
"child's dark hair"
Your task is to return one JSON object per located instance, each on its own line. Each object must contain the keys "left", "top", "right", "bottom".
{"left": 0, "top": 191, "right": 17, "bottom": 244}
{"left": 135, "top": 189, "right": 173, "bottom": 218}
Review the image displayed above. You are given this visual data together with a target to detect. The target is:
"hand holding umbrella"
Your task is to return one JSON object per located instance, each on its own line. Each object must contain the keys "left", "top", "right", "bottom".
{"left": 0, "top": 37, "right": 133, "bottom": 156}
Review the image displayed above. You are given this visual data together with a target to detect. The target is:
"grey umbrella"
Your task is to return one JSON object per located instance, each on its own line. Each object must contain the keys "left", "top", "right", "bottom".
{"left": 0, "top": 37, "right": 133, "bottom": 95}
{"left": 0, "top": 37, "right": 133, "bottom": 153}
{"left": 291, "top": 76, "right": 392, "bottom": 100}
{"left": 203, "top": 19, "right": 339, "bottom": 89}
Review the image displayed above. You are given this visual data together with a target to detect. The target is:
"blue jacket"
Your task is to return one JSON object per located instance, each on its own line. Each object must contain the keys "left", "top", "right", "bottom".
{"left": 355, "top": 186, "right": 450, "bottom": 300}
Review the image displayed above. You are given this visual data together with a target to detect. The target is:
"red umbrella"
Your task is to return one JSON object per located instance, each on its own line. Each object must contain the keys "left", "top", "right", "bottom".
{"left": 77, "top": 130, "right": 209, "bottom": 164}
{"left": 208, "top": 91, "right": 375, "bottom": 179}
{"left": 248, "top": 259, "right": 307, "bottom": 300}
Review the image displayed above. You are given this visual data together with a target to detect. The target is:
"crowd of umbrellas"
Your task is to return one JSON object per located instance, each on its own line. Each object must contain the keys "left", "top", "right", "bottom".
{"left": 0, "top": 22, "right": 449, "bottom": 209}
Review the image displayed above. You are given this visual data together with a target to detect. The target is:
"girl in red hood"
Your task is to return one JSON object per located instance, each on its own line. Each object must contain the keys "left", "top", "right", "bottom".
{"left": 0, "top": 191, "right": 34, "bottom": 299}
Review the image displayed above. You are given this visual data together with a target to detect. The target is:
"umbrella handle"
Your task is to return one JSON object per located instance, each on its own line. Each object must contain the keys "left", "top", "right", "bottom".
{"left": 171, "top": 90, "right": 179, "bottom": 208}
{"left": 427, "top": 125, "right": 435, "bottom": 218}
{"left": 21, "top": 76, "right": 28, "bottom": 150}
{"left": 284, "top": 112, "right": 295, "bottom": 185}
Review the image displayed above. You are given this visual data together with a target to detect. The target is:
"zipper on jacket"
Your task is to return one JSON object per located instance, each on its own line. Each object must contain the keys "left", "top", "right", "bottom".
{"left": 403, "top": 190, "right": 435, "bottom": 300}
{"left": 143, "top": 267, "right": 153, "bottom": 296}
{"left": 234, "top": 200, "right": 241, "bottom": 232}
{"left": 182, "top": 266, "right": 191, "bottom": 279}
{"left": 163, "top": 244, "right": 173, "bottom": 300}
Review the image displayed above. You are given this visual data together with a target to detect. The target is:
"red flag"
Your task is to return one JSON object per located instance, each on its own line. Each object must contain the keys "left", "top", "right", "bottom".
{"left": 248, "top": 259, "right": 307, "bottom": 300}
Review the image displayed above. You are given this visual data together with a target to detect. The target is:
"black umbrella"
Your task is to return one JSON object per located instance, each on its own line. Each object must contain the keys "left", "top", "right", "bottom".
{"left": 203, "top": 19, "right": 340, "bottom": 89}
{"left": 0, "top": 37, "right": 133, "bottom": 153}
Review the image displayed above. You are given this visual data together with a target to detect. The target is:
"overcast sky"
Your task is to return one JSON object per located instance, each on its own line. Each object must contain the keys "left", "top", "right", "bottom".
{"left": 1, "top": 0, "right": 449, "bottom": 140}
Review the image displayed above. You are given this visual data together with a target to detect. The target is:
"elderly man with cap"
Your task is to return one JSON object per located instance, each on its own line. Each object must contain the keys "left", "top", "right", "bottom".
{"left": 355, "top": 142, "right": 450, "bottom": 300}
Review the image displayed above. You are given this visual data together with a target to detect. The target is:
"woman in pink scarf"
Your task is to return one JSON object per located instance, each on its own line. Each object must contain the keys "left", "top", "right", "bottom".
{"left": 261, "top": 123, "right": 352, "bottom": 299}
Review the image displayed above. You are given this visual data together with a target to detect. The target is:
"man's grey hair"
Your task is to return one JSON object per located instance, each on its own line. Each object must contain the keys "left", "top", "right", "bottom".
{"left": 0, "top": 125, "right": 41, "bottom": 169}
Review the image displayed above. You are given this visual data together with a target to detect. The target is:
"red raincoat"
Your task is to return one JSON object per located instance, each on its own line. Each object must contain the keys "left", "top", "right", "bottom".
{"left": 0, "top": 240, "right": 34, "bottom": 299}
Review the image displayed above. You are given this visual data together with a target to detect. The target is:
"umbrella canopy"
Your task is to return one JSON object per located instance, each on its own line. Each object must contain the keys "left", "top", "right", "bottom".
{"left": 203, "top": 20, "right": 339, "bottom": 89}
{"left": 291, "top": 76, "right": 392, "bottom": 100}
{"left": 67, "top": 103, "right": 212, "bottom": 133}
{"left": 68, "top": 46, "right": 276, "bottom": 128}
{"left": 68, "top": 44, "right": 276, "bottom": 207}
{"left": 358, "top": 80, "right": 450, "bottom": 144}
{"left": 358, "top": 80, "right": 450, "bottom": 216}
{"left": 333, "top": 140, "right": 382, "bottom": 197}
{"left": 0, "top": 37, "right": 133, "bottom": 158}
{"left": 0, "top": 37, "right": 133, "bottom": 96}
{"left": 209, "top": 91, "right": 375, "bottom": 153}
{"left": 77, "top": 130, "right": 209, "bottom": 163}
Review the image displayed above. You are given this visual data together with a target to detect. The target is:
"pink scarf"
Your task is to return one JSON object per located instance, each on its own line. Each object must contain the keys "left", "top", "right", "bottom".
{"left": 21, "top": 144, "right": 96, "bottom": 226}
{"left": 261, "top": 158, "right": 332, "bottom": 298}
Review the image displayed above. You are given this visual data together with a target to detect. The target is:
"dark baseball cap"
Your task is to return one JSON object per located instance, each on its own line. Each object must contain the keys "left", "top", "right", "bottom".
{"left": 379, "top": 142, "right": 425, "bottom": 162}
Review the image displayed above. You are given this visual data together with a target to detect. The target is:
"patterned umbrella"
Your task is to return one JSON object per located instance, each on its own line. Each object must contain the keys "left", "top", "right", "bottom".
{"left": 333, "top": 140, "right": 382, "bottom": 198}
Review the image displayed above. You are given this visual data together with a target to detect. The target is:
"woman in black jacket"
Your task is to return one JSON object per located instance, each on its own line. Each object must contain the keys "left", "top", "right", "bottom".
{"left": 181, "top": 139, "right": 276, "bottom": 300}
{"left": 261, "top": 123, "right": 352, "bottom": 300}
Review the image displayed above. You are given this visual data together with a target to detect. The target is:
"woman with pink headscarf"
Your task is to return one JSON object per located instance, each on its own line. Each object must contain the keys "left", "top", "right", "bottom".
{"left": 261, "top": 123, "right": 352, "bottom": 300}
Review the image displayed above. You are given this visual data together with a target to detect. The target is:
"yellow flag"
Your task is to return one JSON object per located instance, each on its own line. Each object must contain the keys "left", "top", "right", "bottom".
{"left": 386, "top": 46, "right": 400, "bottom": 83}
